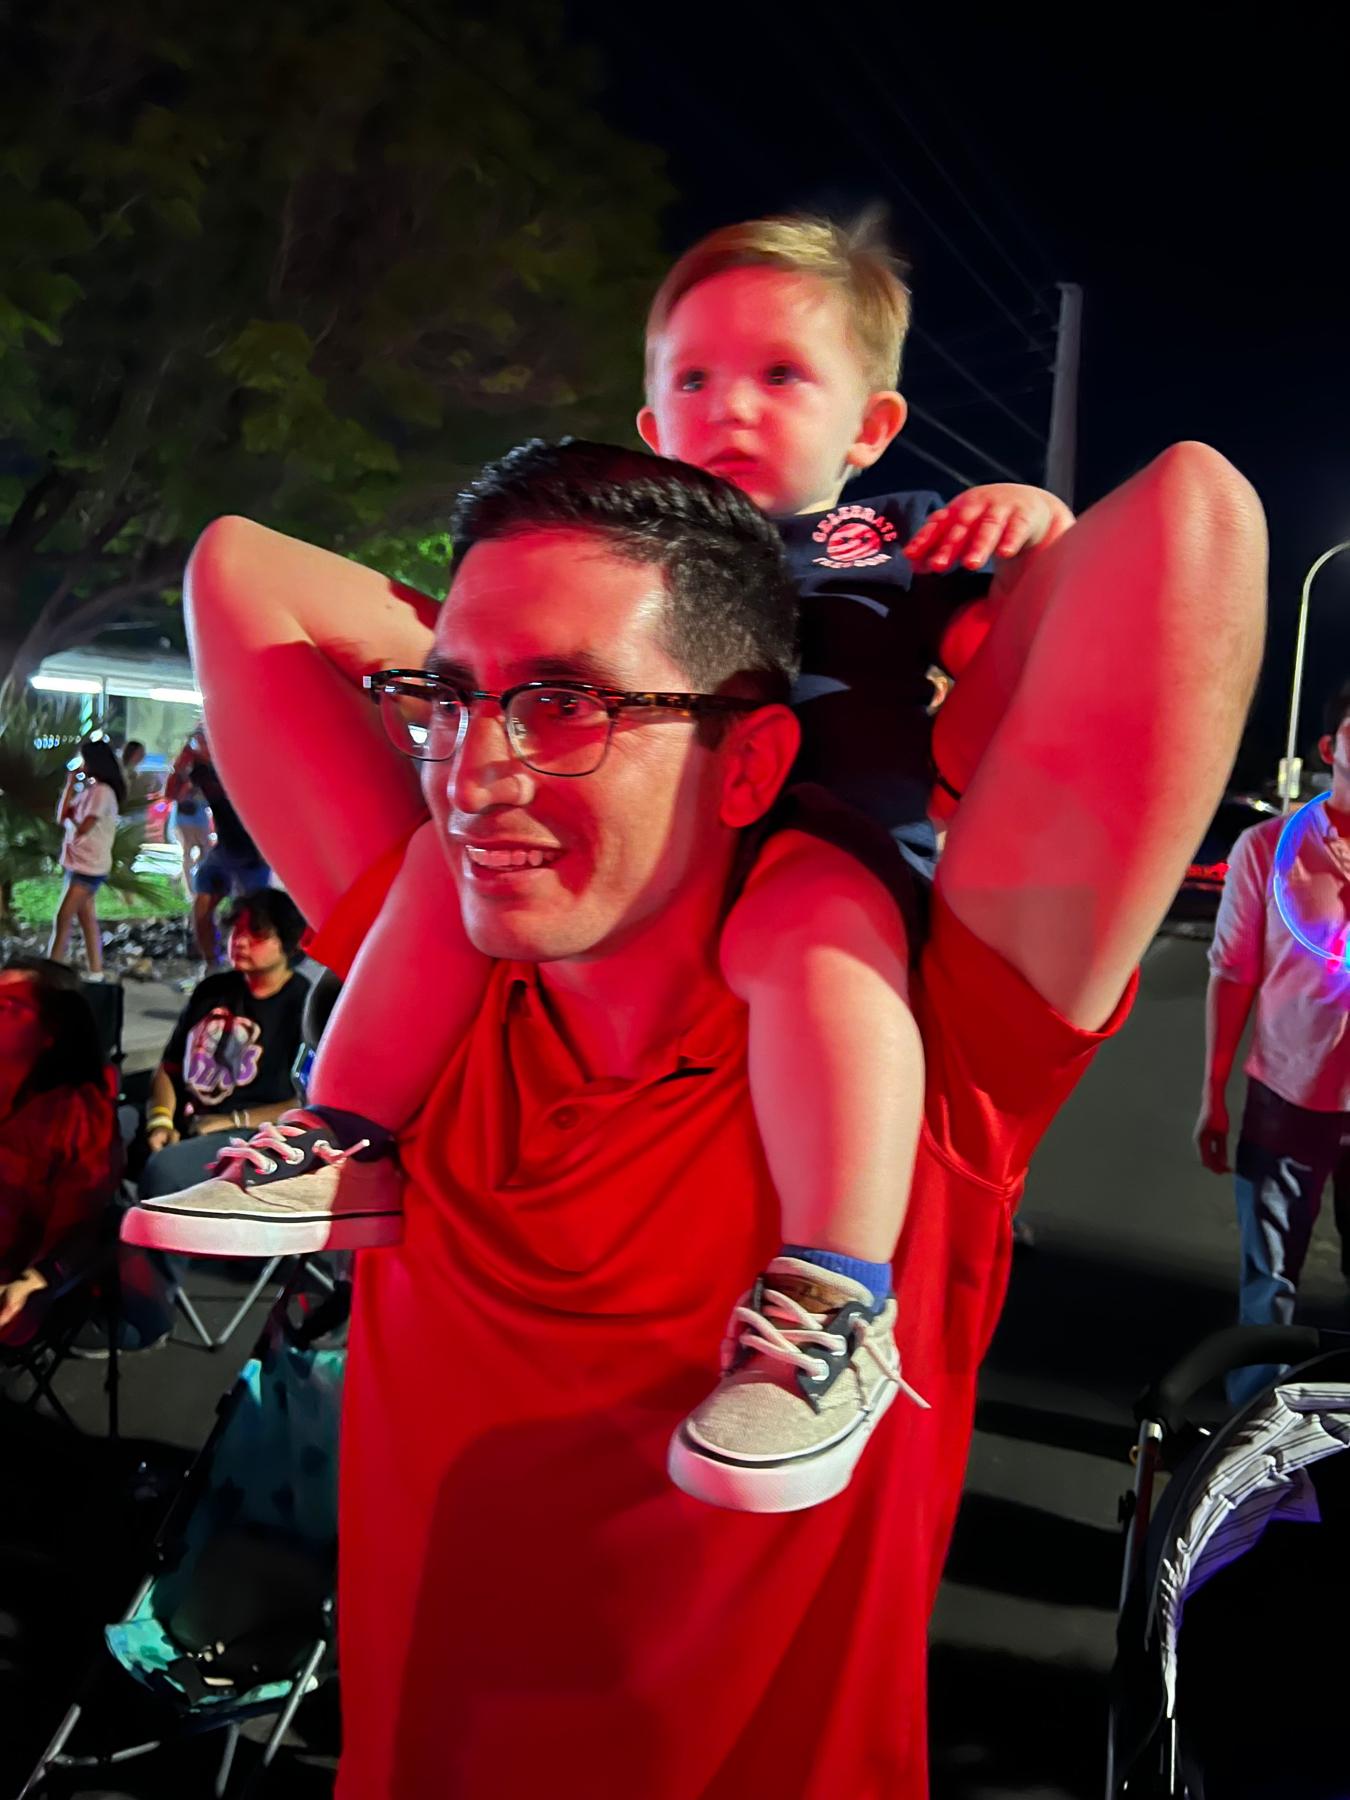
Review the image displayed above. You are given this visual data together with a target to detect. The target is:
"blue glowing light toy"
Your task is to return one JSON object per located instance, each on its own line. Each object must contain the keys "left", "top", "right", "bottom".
{"left": 1271, "top": 792, "right": 1350, "bottom": 972}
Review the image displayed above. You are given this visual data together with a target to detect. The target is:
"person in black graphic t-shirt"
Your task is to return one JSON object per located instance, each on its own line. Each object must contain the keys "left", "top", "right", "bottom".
{"left": 167, "top": 727, "right": 273, "bottom": 966}
{"left": 139, "top": 890, "right": 309, "bottom": 1200}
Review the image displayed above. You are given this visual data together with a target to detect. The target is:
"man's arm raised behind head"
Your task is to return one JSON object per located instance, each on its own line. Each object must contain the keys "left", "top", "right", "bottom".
{"left": 935, "top": 442, "right": 1267, "bottom": 1031}
{"left": 185, "top": 518, "right": 439, "bottom": 928}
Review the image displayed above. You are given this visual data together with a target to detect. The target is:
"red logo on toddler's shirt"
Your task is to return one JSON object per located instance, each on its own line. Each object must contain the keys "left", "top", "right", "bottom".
{"left": 811, "top": 505, "right": 898, "bottom": 570}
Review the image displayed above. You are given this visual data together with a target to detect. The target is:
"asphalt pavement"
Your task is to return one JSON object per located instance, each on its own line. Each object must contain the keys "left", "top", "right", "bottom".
{"left": 930, "top": 931, "right": 1350, "bottom": 1800}
{"left": 5, "top": 934, "right": 1348, "bottom": 1798}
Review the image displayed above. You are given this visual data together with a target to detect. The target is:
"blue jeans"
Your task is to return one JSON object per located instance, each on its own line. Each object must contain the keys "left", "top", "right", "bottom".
{"left": 138, "top": 1132, "right": 229, "bottom": 1198}
{"left": 192, "top": 844, "right": 272, "bottom": 899}
{"left": 1228, "top": 1079, "right": 1350, "bottom": 1406}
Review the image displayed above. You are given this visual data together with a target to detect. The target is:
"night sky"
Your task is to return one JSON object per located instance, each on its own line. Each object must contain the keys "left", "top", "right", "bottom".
{"left": 567, "top": 3, "right": 1350, "bottom": 782}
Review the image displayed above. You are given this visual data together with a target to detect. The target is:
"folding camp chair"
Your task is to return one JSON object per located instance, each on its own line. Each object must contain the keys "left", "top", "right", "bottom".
{"left": 18, "top": 1271, "right": 347, "bottom": 1799}
{"left": 1, "top": 995, "right": 128, "bottom": 1435}
{"left": 131, "top": 964, "right": 343, "bottom": 1354}
{"left": 167, "top": 1250, "right": 339, "bottom": 1351}
{"left": 0, "top": 1251, "right": 121, "bottom": 1434}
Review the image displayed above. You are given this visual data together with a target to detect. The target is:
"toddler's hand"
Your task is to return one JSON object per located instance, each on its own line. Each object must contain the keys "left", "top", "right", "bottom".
{"left": 904, "top": 484, "right": 1071, "bottom": 573}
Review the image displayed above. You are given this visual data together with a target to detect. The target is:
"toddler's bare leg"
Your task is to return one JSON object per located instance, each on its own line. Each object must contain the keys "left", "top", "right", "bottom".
{"left": 309, "top": 821, "right": 491, "bottom": 1128}
{"left": 721, "top": 831, "right": 923, "bottom": 1261}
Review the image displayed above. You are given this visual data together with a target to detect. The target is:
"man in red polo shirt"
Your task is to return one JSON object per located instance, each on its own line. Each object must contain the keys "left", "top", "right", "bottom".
{"left": 181, "top": 439, "right": 1264, "bottom": 1796}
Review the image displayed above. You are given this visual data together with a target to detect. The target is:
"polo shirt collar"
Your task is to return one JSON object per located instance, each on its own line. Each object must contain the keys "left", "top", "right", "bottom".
{"left": 500, "top": 961, "right": 742, "bottom": 1082}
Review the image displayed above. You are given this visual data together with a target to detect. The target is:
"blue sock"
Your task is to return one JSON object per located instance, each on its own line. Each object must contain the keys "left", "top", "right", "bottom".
{"left": 304, "top": 1104, "right": 396, "bottom": 1162}
{"left": 779, "top": 1245, "right": 892, "bottom": 1304}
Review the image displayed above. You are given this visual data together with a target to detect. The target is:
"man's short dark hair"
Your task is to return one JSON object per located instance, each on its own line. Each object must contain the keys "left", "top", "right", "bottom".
{"left": 450, "top": 440, "right": 800, "bottom": 702}
{"left": 219, "top": 889, "right": 307, "bottom": 963}
{"left": 123, "top": 740, "right": 146, "bottom": 759}
{"left": 1322, "top": 681, "right": 1350, "bottom": 739}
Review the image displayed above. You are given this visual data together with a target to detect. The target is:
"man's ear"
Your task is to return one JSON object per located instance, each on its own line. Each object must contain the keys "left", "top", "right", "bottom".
{"left": 1319, "top": 732, "right": 1335, "bottom": 768}
{"left": 846, "top": 391, "right": 908, "bottom": 474}
{"left": 719, "top": 703, "right": 801, "bottom": 828}
{"left": 636, "top": 406, "right": 662, "bottom": 454}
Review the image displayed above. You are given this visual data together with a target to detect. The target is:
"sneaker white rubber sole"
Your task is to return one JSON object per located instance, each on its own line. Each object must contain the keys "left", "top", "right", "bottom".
{"left": 120, "top": 1201, "right": 403, "bottom": 1259}
{"left": 666, "top": 1374, "right": 901, "bottom": 1514}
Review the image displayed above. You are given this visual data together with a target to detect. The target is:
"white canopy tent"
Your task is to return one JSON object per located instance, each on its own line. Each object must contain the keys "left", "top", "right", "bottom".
{"left": 29, "top": 647, "right": 201, "bottom": 764}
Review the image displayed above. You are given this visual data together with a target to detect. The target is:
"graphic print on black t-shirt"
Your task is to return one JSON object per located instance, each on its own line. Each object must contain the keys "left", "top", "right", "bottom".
{"left": 775, "top": 490, "right": 991, "bottom": 881}
{"left": 164, "top": 969, "right": 309, "bottom": 1119}
{"left": 804, "top": 500, "right": 902, "bottom": 571}
{"left": 184, "top": 1006, "right": 265, "bottom": 1105}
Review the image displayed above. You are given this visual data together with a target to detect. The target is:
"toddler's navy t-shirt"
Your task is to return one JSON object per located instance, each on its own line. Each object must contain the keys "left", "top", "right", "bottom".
{"left": 776, "top": 490, "right": 989, "bottom": 882}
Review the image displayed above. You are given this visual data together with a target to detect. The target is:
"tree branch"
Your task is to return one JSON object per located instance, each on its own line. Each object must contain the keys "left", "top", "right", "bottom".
{"left": 3, "top": 469, "right": 80, "bottom": 551}
{"left": 4, "top": 551, "right": 185, "bottom": 685}
{"left": 57, "top": 577, "right": 178, "bottom": 643}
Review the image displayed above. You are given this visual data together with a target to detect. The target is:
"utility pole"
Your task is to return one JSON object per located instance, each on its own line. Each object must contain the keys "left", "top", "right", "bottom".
{"left": 1045, "top": 281, "right": 1083, "bottom": 509}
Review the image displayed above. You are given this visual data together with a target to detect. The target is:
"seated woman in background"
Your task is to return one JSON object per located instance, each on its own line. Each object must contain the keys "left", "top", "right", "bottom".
{"left": 47, "top": 737, "right": 125, "bottom": 978}
{"left": 0, "top": 957, "right": 120, "bottom": 1341}
{"left": 138, "top": 890, "right": 310, "bottom": 1200}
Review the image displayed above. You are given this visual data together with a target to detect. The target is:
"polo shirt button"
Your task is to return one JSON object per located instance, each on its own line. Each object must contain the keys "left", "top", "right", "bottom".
{"left": 552, "top": 1106, "right": 580, "bottom": 1130}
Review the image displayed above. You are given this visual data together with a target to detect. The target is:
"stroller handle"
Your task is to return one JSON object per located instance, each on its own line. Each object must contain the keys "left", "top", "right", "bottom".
{"left": 1137, "top": 1325, "right": 1324, "bottom": 1433}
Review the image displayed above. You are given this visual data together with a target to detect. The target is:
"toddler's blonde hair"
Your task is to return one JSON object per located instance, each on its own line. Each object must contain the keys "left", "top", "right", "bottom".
{"left": 645, "top": 211, "right": 911, "bottom": 395}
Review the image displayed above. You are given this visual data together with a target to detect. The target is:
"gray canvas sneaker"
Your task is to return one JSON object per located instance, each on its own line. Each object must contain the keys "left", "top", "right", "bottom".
{"left": 668, "top": 1256, "right": 927, "bottom": 1513}
{"left": 120, "top": 1111, "right": 405, "bottom": 1258}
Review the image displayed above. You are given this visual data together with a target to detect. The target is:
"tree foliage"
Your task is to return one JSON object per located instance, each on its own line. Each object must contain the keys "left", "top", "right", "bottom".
{"left": 0, "top": 0, "right": 671, "bottom": 688}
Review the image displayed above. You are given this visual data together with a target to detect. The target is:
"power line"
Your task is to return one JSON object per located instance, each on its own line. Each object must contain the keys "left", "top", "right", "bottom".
{"left": 926, "top": 340, "right": 1057, "bottom": 382}
{"left": 890, "top": 435, "right": 978, "bottom": 491}
{"left": 579, "top": 4, "right": 1056, "bottom": 457}
{"left": 855, "top": 41, "right": 1054, "bottom": 321}
{"left": 926, "top": 388, "right": 1050, "bottom": 421}
{"left": 401, "top": 1, "right": 1054, "bottom": 464}
{"left": 911, "top": 325, "right": 1048, "bottom": 446}
{"left": 884, "top": 36, "right": 1062, "bottom": 290}
{"left": 907, "top": 403, "right": 1027, "bottom": 483}
{"left": 737, "top": 0, "right": 1046, "bottom": 357}
{"left": 924, "top": 313, "right": 1056, "bottom": 360}
{"left": 863, "top": 151, "right": 1048, "bottom": 357}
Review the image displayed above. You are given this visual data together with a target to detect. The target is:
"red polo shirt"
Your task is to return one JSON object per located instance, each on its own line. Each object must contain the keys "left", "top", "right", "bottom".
{"left": 316, "top": 866, "right": 1132, "bottom": 1799}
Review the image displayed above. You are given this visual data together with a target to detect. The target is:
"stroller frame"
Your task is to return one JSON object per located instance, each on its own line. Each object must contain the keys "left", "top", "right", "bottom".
{"left": 1106, "top": 1322, "right": 1349, "bottom": 1800}
{"left": 17, "top": 1269, "right": 346, "bottom": 1800}
{"left": 17, "top": 1594, "right": 330, "bottom": 1800}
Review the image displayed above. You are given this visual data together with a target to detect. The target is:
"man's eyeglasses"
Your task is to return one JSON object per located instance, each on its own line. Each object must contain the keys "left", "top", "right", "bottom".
{"left": 363, "top": 670, "right": 761, "bottom": 777}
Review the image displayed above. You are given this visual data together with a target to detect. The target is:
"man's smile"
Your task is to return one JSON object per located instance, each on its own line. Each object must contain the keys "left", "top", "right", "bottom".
{"left": 453, "top": 833, "right": 568, "bottom": 883}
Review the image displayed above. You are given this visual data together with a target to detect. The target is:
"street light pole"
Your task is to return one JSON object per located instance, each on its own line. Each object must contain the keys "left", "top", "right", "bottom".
{"left": 1281, "top": 540, "right": 1350, "bottom": 811}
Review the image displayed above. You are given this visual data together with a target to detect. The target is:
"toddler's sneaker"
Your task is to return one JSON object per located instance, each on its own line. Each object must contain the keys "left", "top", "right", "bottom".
{"left": 668, "top": 1256, "right": 927, "bottom": 1513}
{"left": 120, "top": 1110, "right": 404, "bottom": 1258}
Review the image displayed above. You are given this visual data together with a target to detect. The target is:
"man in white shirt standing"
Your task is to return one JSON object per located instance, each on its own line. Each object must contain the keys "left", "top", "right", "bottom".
{"left": 1197, "top": 682, "right": 1350, "bottom": 1404}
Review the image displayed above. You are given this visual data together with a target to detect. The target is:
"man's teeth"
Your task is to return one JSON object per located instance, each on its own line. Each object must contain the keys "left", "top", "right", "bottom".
{"left": 465, "top": 845, "right": 557, "bottom": 869}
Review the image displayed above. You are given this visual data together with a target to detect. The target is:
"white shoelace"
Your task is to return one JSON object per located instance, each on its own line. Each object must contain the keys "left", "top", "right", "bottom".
{"left": 210, "top": 1119, "right": 370, "bottom": 1180}
{"left": 731, "top": 1285, "right": 930, "bottom": 1409}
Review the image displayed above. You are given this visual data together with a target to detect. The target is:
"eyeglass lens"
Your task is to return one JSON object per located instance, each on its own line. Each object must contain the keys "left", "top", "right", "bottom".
{"left": 379, "top": 683, "right": 613, "bottom": 774}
